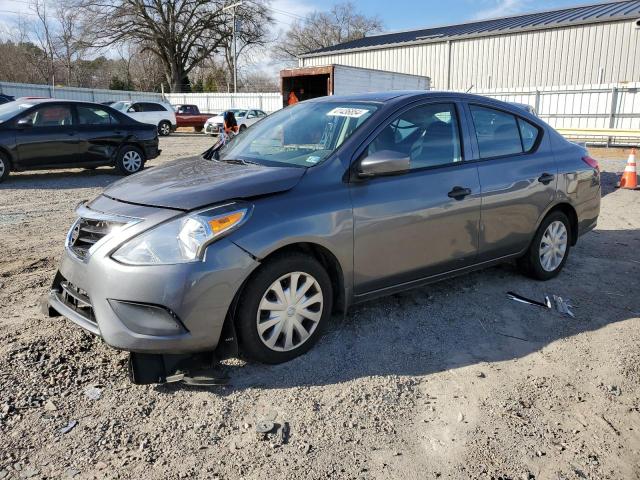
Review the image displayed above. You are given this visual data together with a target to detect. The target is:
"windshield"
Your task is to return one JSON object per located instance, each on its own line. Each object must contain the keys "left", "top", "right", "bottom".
{"left": 218, "top": 101, "right": 378, "bottom": 168}
{"left": 111, "top": 101, "right": 130, "bottom": 112}
{"left": 0, "top": 101, "right": 35, "bottom": 123}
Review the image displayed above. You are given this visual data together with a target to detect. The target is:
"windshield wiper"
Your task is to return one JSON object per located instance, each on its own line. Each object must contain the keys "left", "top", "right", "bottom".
{"left": 218, "top": 158, "right": 260, "bottom": 166}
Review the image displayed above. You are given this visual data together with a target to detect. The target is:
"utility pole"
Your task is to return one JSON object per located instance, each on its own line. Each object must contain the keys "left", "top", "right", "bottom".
{"left": 223, "top": 1, "right": 243, "bottom": 94}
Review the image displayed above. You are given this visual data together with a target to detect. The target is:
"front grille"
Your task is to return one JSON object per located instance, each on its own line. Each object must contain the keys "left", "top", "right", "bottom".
{"left": 67, "top": 218, "right": 123, "bottom": 259}
{"left": 58, "top": 279, "right": 97, "bottom": 326}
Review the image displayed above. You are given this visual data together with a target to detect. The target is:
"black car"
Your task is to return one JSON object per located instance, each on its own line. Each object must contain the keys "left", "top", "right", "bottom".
{"left": 0, "top": 99, "right": 161, "bottom": 182}
{"left": 0, "top": 94, "right": 14, "bottom": 105}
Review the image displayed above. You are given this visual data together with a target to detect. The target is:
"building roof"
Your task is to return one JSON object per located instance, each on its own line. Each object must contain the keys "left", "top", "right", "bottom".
{"left": 302, "top": 0, "right": 640, "bottom": 57}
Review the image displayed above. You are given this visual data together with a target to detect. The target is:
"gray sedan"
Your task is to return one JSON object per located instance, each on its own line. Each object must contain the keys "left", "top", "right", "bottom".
{"left": 47, "top": 91, "right": 600, "bottom": 381}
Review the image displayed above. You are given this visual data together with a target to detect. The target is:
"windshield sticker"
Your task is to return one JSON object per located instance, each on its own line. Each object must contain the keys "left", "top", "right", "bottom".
{"left": 327, "top": 107, "right": 370, "bottom": 118}
{"left": 306, "top": 156, "right": 321, "bottom": 164}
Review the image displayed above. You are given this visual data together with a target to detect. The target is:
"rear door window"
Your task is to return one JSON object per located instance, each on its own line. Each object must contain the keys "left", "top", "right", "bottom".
{"left": 140, "top": 102, "right": 166, "bottom": 112}
{"left": 77, "top": 105, "right": 118, "bottom": 125}
{"left": 469, "top": 105, "right": 540, "bottom": 158}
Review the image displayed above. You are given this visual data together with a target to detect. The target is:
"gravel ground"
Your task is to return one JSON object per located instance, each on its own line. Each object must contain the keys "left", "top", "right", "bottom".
{"left": 0, "top": 134, "right": 639, "bottom": 480}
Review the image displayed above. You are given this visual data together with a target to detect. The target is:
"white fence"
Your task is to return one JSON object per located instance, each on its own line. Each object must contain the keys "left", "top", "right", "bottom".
{"left": 0, "top": 81, "right": 163, "bottom": 103}
{"left": 2, "top": 80, "right": 638, "bottom": 139}
{"left": 0, "top": 82, "right": 283, "bottom": 113}
{"left": 472, "top": 82, "right": 640, "bottom": 131}
{"left": 164, "top": 92, "right": 282, "bottom": 113}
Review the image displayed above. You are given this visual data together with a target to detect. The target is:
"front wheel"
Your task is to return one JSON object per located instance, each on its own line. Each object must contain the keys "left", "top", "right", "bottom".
{"left": 158, "top": 121, "right": 171, "bottom": 136}
{"left": 0, "top": 153, "right": 10, "bottom": 183}
{"left": 518, "top": 211, "right": 571, "bottom": 280}
{"left": 194, "top": 126, "right": 203, "bottom": 133}
{"left": 236, "top": 253, "right": 333, "bottom": 364}
{"left": 115, "top": 146, "right": 145, "bottom": 175}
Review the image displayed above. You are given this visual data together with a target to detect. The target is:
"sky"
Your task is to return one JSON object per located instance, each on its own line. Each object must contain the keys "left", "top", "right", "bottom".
{"left": 0, "top": 0, "right": 604, "bottom": 78}
{"left": 268, "top": 0, "right": 598, "bottom": 33}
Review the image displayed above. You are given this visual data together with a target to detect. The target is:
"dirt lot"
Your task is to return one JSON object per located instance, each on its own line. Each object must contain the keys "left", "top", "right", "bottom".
{"left": 1, "top": 134, "right": 639, "bottom": 480}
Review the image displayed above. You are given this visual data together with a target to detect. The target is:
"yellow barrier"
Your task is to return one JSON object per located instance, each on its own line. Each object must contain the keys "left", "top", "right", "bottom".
{"left": 556, "top": 128, "right": 640, "bottom": 137}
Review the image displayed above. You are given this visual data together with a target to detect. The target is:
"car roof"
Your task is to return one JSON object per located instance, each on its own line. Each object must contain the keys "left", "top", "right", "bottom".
{"left": 14, "top": 98, "right": 112, "bottom": 106}
{"left": 305, "top": 90, "right": 534, "bottom": 112}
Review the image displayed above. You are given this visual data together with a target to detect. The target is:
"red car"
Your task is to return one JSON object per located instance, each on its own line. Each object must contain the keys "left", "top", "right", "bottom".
{"left": 173, "top": 104, "right": 216, "bottom": 132}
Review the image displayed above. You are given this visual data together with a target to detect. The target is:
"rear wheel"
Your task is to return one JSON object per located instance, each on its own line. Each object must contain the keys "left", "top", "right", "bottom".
{"left": 236, "top": 253, "right": 333, "bottom": 364}
{"left": 158, "top": 121, "right": 171, "bottom": 136}
{"left": 115, "top": 146, "right": 144, "bottom": 175}
{"left": 0, "top": 153, "right": 10, "bottom": 183}
{"left": 194, "top": 126, "right": 203, "bottom": 133}
{"left": 518, "top": 211, "right": 571, "bottom": 280}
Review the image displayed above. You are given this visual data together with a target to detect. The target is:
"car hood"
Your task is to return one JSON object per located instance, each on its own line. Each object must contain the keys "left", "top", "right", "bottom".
{"left": 104, "top": 156, "right": 306, "bottom": 210}
{"left": 205, "top": 115, "right": 223, "bottom": 124}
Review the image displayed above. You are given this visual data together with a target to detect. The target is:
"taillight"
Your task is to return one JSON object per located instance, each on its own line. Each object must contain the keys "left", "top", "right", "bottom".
{"left": 582, "top": 156, "right": 599, "bottom": 171}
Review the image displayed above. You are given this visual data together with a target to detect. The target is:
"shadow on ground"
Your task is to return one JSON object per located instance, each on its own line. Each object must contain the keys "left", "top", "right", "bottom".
{"left": 157, "top": 225, "right": 640, "bottom": 394}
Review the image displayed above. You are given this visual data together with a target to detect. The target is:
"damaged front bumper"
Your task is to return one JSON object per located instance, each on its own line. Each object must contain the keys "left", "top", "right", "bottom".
{"left": 47, "top": 196, "right": 259, "bottom": 356}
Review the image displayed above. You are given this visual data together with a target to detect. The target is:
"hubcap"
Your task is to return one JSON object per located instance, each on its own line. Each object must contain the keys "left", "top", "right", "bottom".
{"left": 160, "top": 123, "right": 170, "bottom": 135}
{"left": 122, "top": 151, "right": 142, "bottom": 172}
{"left": 539, "top": 220, "right": 568, "bottom": 272}
{"left": 0, "top": 158, "right": 5, "bottom": 177}
{"left": 257, "top": 272, "right": 323, "bottom": 352}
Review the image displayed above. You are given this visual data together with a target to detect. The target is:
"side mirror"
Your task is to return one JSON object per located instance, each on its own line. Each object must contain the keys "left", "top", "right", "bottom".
{"left": 357, "top": 150, "right": 410, "bottom": 178}
{"left": 16, "top": 119, "right": 33, "bottom": 128}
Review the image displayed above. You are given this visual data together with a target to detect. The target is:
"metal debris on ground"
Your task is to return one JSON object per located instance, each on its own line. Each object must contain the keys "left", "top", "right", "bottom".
{"left": 550, "top": 295, "right": 575, "bottom": 318}
{"left": 506, "top": 291, "right": 550, "bottom": 309}
{"left": 506, "top": 291, "right": 575, "bottom": 317}
{"left": 59, "top": 420, "right": 77, "bottom": 434}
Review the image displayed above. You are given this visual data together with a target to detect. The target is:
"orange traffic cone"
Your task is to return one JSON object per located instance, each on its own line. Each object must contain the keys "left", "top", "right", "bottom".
{"left": 619, "top": 148, "right": 639, "bottom": 190}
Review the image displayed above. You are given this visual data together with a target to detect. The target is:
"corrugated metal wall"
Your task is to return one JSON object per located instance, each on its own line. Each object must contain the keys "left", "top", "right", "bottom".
{"left": 301, "top": 20, "right": 640, "bottom": 90}
{"left": 332, "top": 65, "right": 430, "bottom": 95}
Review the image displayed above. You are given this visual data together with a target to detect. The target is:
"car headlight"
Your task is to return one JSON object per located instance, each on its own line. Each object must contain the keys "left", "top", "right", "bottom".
{"left": 111, "top": 203, "right": 251, "bottom": 265}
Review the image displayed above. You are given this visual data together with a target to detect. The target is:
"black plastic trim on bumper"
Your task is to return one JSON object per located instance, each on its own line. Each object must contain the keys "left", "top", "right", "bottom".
{"left": 48, "top": 290, "right": 101, "bottom": 336}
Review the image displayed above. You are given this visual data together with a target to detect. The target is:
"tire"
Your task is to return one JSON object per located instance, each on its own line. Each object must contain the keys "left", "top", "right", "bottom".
{"left": 158, "top": 121, "right": 171, "bottom": 136}
{"left": 115, "top": 146, "right": 145, "bottom": 175}
{"left": 236, "top": 253, "right": 333, "bottom": 364}
{"left": 518, "top": 211, "right": 571, "bottom": 280}
{"left": 194, "top": 126, "right": 203, "bottom": 133}
{"left": 0, "top": 152, "right": 10, "bottom": 183}
{"left": 239, "top": 124, "right": 247, "bottom": 132}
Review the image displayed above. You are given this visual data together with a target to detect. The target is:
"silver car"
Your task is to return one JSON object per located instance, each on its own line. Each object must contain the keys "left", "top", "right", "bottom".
{"left": 47, "top": 92, "right": 600, "bottom": 382}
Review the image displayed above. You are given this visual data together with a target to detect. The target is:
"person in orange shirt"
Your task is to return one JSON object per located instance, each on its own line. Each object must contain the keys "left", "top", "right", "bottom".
{"left": 222, "top": 110, "right": 239, "bottom": 143}
{"left": 287, "top": 90, "right": 299, "bottom": 106}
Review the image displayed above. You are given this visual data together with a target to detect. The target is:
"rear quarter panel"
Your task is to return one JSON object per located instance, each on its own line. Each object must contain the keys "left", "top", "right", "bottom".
{"left": 550, "top": 132, "right": 600, "bottom": 237}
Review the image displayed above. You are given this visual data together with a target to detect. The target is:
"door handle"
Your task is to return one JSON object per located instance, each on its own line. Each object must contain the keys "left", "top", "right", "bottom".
{"left": 538, "top": 173, "right": 555, "bottom": 184}
{"left": 447, "top": 186, "right": 472, "bottom": 199}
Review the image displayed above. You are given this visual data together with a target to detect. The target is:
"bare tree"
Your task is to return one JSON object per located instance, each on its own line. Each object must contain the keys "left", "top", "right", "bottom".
{"left": 75, "top": 0, "right": 274, "bottom": 92}
{"left": 274, "top": 2, "right": 383, "bottom": 62}
{"left": 31, "top": 0, "right": 57, "bottom": 85}
{"left": 220, "top": 3, "right": 276, "bottom": 81}
{"left": 54, "top": 3, "right": 88, "bottom": 86}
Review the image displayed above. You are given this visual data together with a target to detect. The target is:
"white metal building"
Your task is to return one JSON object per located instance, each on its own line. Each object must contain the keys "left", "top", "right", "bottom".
{"left": 299, "top": 1, "right": 640, "bottom": 90}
